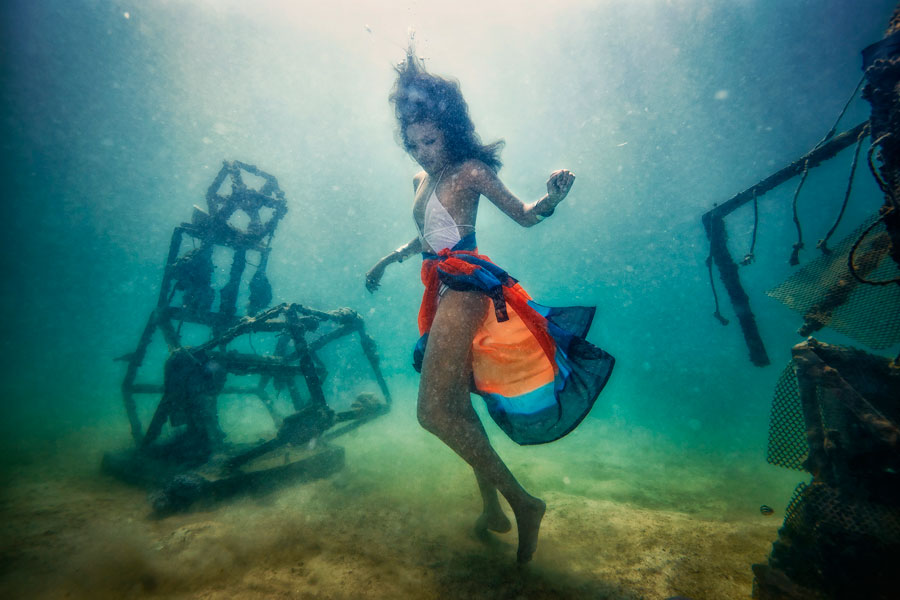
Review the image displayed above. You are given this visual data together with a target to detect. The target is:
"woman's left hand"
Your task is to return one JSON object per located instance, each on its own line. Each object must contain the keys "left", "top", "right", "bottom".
{"left": 547, "top": 169, "right": 575, "bottom": 204}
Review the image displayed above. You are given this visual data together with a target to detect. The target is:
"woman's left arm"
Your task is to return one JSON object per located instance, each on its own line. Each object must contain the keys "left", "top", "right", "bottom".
{"left": 469, "top": 162, "right": 575, "bottom": 227}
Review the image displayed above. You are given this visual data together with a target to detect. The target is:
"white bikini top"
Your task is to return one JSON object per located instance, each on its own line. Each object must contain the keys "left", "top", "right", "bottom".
{"left": 416, "top": 173, "right": 475, "bottom": 253}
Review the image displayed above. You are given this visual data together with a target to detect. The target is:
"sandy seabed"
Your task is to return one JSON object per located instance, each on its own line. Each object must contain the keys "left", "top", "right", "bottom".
{"left": 1, "top": 403, "right": 802, "bottom": 600}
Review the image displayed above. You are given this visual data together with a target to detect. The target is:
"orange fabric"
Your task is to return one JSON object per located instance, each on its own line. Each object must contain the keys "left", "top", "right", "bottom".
{"left": 471, "top": 301, "right": 555, "bottom": 397}
{"left": 418, "top": 249, "right": 557, "bottom": 398}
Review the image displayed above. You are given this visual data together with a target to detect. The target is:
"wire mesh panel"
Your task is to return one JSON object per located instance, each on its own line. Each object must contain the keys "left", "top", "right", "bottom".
{"left": 776, "top": 480, "right": 900, "bottom": 596}
{"left": 766, "top": 363, "right": 807, "bottom": 471}
{"left": 767, "top": 214, "right": 900, "bottom": 349}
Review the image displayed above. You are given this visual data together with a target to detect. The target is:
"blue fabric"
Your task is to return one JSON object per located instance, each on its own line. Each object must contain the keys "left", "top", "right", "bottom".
{"left": 479, "top": 304, "right": 614, "bottom": 444}
{"left": 413, "top": 243, "right": 616, "bottom": 445}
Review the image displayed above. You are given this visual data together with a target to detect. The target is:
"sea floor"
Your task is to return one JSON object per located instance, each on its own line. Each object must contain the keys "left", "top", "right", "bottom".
{"left": 1, "top": 398, "right": 802, "bottom": 600}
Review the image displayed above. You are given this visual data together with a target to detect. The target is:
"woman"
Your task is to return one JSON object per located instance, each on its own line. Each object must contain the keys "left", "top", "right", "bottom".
{"left": 366, "top": 51, "right": 614, "bottom": 564}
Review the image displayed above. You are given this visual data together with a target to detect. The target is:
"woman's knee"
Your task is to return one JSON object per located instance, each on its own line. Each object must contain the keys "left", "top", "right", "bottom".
{"left": 417, "top": 393, "right": 448, "bottom": 434}
{"left": 417, "top": 402, "right": 437, "bottom": 432}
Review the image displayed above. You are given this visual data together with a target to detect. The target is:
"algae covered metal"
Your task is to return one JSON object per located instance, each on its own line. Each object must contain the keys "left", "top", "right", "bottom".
{"left": 106, "top": 160, "right": 391, "bottom": 514}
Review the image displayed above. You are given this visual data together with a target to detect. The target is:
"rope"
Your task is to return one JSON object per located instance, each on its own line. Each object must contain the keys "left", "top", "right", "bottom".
{"left": 818, "top": 124, "right": 869, "bottom": 254}
{"left": 706, "top": 253, "right": 729, "bottom": 325}
{"left": 846, "top": 130, "right": 900, "bottom": 286}
{"left": 741, "top": 191, "right": 758, "bottom": 266}
{"left": 847, "top": 206, "right": 900, "bottom": 286}
{"left": 815, "top": 74, "right": 865, "bottom": 149}
{"left": 788, "top": 77, "right": 864, "bottom": 264}
{"left": 867, "top": 132, "right": 899, "bottom": 210}
{"left": 789, "top": 161, "right": 810, "bottom": 265}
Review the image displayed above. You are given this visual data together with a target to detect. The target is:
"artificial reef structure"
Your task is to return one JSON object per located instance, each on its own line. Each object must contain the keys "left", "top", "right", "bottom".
{"left": 105, "top": 160, "right": 391, "bottom": 515}
{"left": 701, "top": 8, "right": 900, "bottom": 599}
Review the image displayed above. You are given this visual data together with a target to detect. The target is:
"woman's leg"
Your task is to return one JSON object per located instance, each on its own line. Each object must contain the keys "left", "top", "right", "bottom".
{"left": 474, "top": 470, "right": 512, "bottom": 535}
{"left": 417, "top": 290, "right": 545, "bottom": 563}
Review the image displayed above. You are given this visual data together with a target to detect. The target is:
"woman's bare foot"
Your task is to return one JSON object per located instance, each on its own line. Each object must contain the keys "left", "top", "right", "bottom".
{"left": 475, "top": 509, "right": 512, "bottom": 537}
{"left": 514, "top": 497, "right": 546, "bottom": 563}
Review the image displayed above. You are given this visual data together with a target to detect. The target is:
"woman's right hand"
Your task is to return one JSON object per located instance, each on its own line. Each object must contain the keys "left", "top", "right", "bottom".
{"left": 546, "top": 169, "right": 575, "bottom": 205}
{"left": 365, "top": 262, "right": 386, "bottom": 293}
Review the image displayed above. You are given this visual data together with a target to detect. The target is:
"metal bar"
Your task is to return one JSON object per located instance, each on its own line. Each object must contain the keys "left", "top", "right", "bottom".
{"left": 156, "top": 227, "right": 185, "bottom": 308}
{"left": 705, "top": 122, "right": 869, "bottom": 221}
{"left": 702, "top": 214, "right": 770, "bottom": 366}
{"left": 357, "top": 323, "right": 392, "bottom": 405}
{"left": 285, "top": 307, "right": 327, "bottom": 407}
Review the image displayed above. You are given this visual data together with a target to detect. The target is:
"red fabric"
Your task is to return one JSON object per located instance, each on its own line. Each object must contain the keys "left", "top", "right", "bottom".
{"left": 417, "top": 249, "right": 557, "bottom": 371}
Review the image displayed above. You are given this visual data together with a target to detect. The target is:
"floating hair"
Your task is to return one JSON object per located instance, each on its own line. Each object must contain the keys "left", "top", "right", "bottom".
{"left": 389, "top": 46, "right": 504, "bottom": 171}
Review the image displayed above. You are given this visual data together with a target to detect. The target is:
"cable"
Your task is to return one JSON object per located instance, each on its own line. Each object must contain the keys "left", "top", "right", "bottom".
{"left": 706, "top": 254, "right": 729, "bottom": 325}
{"left": 741, "top": 191, "right": 758, "bottom": 266}
{"left": 847, "top": 207, "right": 900, "bottom": 286}
{"left": 789, "top": 161, "right": 810, "bottom": 266}
{"left": 818, "top": 124, "right": 869, "bottom": 254}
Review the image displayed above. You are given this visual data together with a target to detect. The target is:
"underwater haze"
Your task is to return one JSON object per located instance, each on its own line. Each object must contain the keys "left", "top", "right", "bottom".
{"left": 2, "top": 1, "right": 897, "bottom": 598}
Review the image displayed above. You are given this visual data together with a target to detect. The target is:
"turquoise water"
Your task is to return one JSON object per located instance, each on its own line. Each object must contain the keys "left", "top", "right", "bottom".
{"left": 2, "top": 1, "right": 897, "bottom": 598}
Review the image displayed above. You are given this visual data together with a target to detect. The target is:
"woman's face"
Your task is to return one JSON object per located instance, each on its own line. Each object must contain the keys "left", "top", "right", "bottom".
{"left": 405, "top": 121, "right": 449, "bottom": 175}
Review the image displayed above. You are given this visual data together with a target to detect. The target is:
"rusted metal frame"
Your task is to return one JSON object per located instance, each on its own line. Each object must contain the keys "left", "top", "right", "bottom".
{"left": 157, "top": 227, "right": 187, "bottom": 307}
{"left": 705, "top": 122, "right": 869, "bottom": 222}
{"left": 156, "top": 312, "right": 183, "bottom": 351}
{"left": 231, "top": 159, "right": 283, "bottom": 199}
{"left": 702, "top": 213, "right": 771, "bottom": 366}
{"left": 120, "top": 226, "right": 191, "bottom": 443}
{"left": 121, "top": 312, "right": 158, "bottom": 443}
{"left": 817, "top": 362, "right": 899, "bottom": 451}
{"left": 285, "top": 307, "right": 328, "bottom": 408}
{"left": 356, "top": 322, "right": 392, "bottom": 405}
{"left": 301, "top": 313, "right": 392, "bottom": 405}
{"left": 862, "top": 25, "right": 900, "bottom": 270}
{"left": 204, "top": 160, "right": 288, "bottom": 244}
{"left": 283, "top": 378, "right": 305, "bottom": 411}
{"left": 291, "top": 304, "right": 358, "bottom": 325}
{"left": 791, "top": 341, "right": 830, "bottom": 479}
{"left": 190, "top": 304, "right": 305, "bottom": 354}
{"left": 205, "top": 161, "right": 233, "bottom": 213}
{"left": 323, "top": 404, "right": 392, "bottom": 442}
{"left": 208, "top": 352, "right": 305, "bottom": 376}
{"left": 164, "top": 305, "right": 317, "bottom": 332}
{"left": 218, "top": 248, "right": 246, "bottom": 320}
{"left": 182, "top": 216, "right": 268, "bottom": 253}
{"left": 702, "top": 122, "right": 868, "bottom": 365}
{"left": 119, "top": 160, "right": 391, "bottom": 454}
{"left": 308, "top": 322, "right": 358, "bottom": 352}
{"left": 792, "top": 339, "right": 900, "bottom": 488}
{"left": 141, "top": 391, "right": 175, "bottom": 449}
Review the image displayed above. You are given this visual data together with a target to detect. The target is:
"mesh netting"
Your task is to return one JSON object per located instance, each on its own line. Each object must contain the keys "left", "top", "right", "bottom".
{"left": 766, "top": 363, "right": 807, "bottom": 471}
{"left": 766, "top": 213, "right": 900, "bottom": 349}
{"left": 783, "top": 481, "right": 900, "bottom": 544}
{"left": 762, "top": 341, "right": 900, "bottom": 598}
{"left": 775, "top": 480, "right": 900, "bottom": 595}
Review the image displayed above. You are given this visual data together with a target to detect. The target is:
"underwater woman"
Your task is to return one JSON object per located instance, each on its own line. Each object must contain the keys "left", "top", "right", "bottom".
{"left": 366, "top": 50, "right": 614, "bottom": 564}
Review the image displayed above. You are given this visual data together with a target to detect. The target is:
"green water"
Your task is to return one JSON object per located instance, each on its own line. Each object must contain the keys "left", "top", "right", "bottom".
{"left": 2, "top": 1, "right": 897, "bottom": 598}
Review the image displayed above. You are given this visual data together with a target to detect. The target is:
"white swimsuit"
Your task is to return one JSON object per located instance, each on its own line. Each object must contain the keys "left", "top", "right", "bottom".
{"left": 416, "top": 174, "right": 475, "bottom": 253}
{"left": 416, "top": 175, "right": 475, "bottom": 297}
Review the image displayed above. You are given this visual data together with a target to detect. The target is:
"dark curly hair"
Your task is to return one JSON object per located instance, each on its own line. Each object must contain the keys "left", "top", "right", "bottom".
{"left": 389, "top": 50, "right": 504, "bottom": 171}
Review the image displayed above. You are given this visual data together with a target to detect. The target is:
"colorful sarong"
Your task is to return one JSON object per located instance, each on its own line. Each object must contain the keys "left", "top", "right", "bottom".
{"left": 414, "top": 234, "right": 615, "bottom": 445}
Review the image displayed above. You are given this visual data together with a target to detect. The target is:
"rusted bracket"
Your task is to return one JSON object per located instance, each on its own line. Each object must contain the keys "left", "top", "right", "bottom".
{"left": 702, "top": 122, "right": 868, "bottom": 366}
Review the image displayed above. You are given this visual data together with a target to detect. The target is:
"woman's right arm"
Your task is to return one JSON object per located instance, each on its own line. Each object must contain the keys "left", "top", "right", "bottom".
{"left": 468, "top": 162, "right": 575, "bottom": 227}
{"left": 365, "top": 236, "right": 422, "bottom": 293}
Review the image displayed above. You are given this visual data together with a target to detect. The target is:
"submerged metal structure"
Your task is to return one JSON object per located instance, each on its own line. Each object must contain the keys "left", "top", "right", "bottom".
{"left": 712, "top": 9, "right": 900, "bottom": 600}
{"left": 105, "top": 160, "right": 391, "bottom": 514}
{"left": 702, "top": 10, "right": 900, "bottom": 367}
{"left": 756, "top": 339, "right": 899, "bottom": 599}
